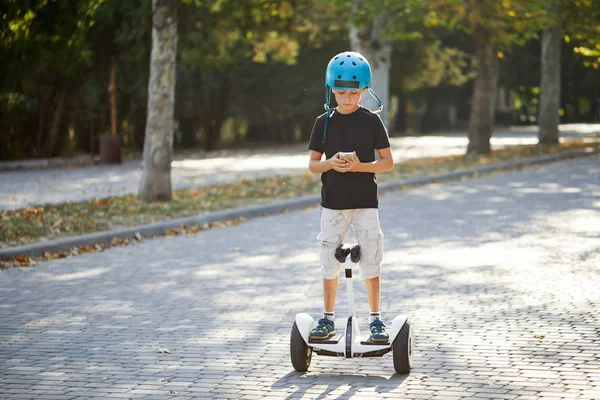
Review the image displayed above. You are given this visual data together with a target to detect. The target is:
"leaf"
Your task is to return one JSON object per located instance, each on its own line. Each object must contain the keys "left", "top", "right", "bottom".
{"left": 93, "top": 198, "right": 109, "bottom": 207}
{"left": 14, "top": 255, "right": 32, "bottom": 265}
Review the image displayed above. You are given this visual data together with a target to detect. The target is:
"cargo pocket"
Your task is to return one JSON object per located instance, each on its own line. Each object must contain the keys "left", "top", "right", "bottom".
{"left": 327, "top": 212, "right": 345, "bottom": 227}
{"left": 364, "top": 229, "right": 384, "bottom": 266}
{"left": 316, "top": 231, "right": 341, "bottom": 268}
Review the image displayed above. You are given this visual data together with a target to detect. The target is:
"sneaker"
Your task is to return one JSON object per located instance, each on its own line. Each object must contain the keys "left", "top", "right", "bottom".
{"left": 309, "top": 318, "right": 336, "bottom": 340}
{"left": 369, "top": 319, "right": 389, "bottom": 342}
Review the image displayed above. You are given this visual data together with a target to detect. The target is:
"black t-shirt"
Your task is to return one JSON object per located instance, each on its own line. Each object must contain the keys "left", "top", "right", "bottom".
{"left": 308, "top": 106, "right": 391, "bottom": 210}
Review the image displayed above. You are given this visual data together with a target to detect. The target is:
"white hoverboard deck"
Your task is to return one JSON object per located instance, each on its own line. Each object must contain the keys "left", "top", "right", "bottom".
{"left": 295, "top": 313, "right": 408, "bottom": 358}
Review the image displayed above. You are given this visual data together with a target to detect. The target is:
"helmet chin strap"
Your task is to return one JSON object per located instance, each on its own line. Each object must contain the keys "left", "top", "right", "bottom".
{"left": 322, "top": 86, "right": 383, "bottom": 144}
{"left": 322, "top": 87, "right": 335, "bottom": 144}
{"left": 367, "top": 87, "right": 383, "bottom": 114}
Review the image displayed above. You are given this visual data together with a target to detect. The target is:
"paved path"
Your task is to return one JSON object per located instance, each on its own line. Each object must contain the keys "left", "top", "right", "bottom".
{"left": 2, "top": 124, "right": 599, "bottom": 210}
{"left": 1, "top": 156, "right": 599, "bottom": 399}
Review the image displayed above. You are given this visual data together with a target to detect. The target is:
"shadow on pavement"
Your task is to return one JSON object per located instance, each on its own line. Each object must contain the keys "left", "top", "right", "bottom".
{"left": 272, "top": 370, "right": 408, "bottom": 399}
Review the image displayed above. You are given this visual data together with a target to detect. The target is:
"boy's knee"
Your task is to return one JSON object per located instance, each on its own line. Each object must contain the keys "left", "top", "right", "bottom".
{"left": 359, "top": 264, "right": 381, "bottom": 280}
{"left": 318, "top": 235, "right": 343, "bottom": 279}
{"left": 356, "top": 230, "right": 384, "bottom": 266}
{"left": 321, "top": 263, "right": 342, "bottom": 279}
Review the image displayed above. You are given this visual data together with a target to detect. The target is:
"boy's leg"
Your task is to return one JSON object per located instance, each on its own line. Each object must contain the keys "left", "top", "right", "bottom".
{"left": 323, "top": 276, "right": 339, "bottom": 312}
{"left": 353, "top": 209, "right": 389, "bottom": 342}
{"left": 352, "top": 208, "right": 384, "bottom": 281}
{"left": 311, "top": 208, "right": 350, "bottom": 340}
{"left": 310, "top": 277, "right": 339, "bottom": 340}
{"left": 365, "top": 276, "right": 380, "bottom": 313}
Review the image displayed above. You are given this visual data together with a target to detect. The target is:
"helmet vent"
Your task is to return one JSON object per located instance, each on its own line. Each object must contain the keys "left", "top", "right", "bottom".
{"left": 352, "top": 61, "right": 356, "bottom": 66}
{"left": 340, "top": 61, "right": 344, "bottom": 65}
{"left": 353, "top": 76, "right": 357, "bottom": 79}
{"left": 358, "top": 58, "right": 363, "bottom": 61}
{"left": 338, "top": 75, "right": 342, "bottom": 78}
{"left": 334, "top": 56, "right": 339, "bottom": 60}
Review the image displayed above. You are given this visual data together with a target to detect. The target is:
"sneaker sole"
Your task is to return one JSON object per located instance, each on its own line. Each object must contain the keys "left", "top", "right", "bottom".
{"left": 309, "top": 331, "right": 336, "bottom": 340}
{"left": 370, "top": 336, "right": 390, "bottom": 343}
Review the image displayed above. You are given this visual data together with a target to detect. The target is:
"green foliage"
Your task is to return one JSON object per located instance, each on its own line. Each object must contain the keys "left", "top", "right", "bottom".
{"left": 175, "top": 0, "right": 340, "bottom": 149}
{"left": 413, "top": 0, "right": 553, "bottom": 47}
{"left": 0, "top": 0, "right": 106, "bottom": 159}
{"left": 1, "top": 0, "right": 103, "bottom": 81}
{"left": 0, "top": 0, "right": 597, "bottom": 160}
{"left": 391, "top": 36, "right": 475, "bottom": 94}
{"left": 563, "top": 0, "right": 600, "bottom": 70}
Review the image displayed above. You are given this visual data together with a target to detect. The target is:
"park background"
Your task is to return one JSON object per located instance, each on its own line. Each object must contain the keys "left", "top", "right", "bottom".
{"left": 1, "top": 0, "right": 598, "bottom": 164}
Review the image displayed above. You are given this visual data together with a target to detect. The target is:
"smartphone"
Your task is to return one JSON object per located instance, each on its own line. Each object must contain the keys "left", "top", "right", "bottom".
{"left": 339, "top": 152, "right": 355, "bottom": 161}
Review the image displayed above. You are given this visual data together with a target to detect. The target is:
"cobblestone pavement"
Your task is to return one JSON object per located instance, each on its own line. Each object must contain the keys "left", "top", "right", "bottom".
{"left": 0, "top": 156, "right": 599, "bottom": 399}
{"left": 2, "top": 124, "right": 599, "bottom": 210}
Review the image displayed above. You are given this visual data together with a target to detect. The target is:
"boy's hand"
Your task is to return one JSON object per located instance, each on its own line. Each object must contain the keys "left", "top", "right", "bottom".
{"left": 330, "top": 152, "right": 351, "bottom": 173}
{"left": 345, "top": 152, "right": 361, "bottom": 172}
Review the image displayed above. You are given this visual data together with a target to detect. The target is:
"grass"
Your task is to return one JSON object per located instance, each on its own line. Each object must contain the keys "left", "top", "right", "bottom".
{"left": 1, "top": 140, "right": 598, "bottom": 266}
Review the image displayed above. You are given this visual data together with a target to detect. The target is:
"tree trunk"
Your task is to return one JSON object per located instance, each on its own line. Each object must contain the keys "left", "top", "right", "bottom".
{"left": 110, "top": 56, "right": 118, "bottom": 136}
{"left": 178, "top": 117, "right": 196, "bottom": 148}
{"left": 592, "top": 96, "right": 600, "bottom": 122}
{"left": 420, "top": 88, "right": 439, "bottom": 133}
{"left": 47, "top": 88, "right": 67, "bottom": 157}
{"left": 394, "top": 94, "right": 406, "bottom": 135}
{"left": 138, "top": 0, "right": 177, "bottom": 202}
{"left": 538, "top": 1, "right": 561, "bottom": 145}
{"left": 349, "top": 12, "right": 392, "bottom": 127}
{"left": 36, "top": 97, "right": 48, "bottom": 157}
{"left": 467, "top": 28, "right": 498, "bottom": 155}
{"left": 204, "top": 73, "right": 230, "bottom": 151}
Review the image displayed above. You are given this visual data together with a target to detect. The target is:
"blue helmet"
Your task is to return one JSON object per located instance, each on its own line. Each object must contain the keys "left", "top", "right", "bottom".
{"left": 325, "top": 51, "right": 372, "bottom": 90}
{"left": 321, "top": 51, "right": 382, "bottom": 144}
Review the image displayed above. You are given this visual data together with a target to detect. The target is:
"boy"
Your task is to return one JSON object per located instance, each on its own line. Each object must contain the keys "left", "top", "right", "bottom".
{"left": 307, "top": 51, "right": 394, "bottom": 342}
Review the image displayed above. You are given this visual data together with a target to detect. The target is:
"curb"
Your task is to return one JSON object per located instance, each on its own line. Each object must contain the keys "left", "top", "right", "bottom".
{"left": 0, "top": 155, "right": 95, "bottom": 172}
{"left": 1, "top": 148, "right": 597, "bottom": 261}
{"left": 379, "top": 148, "right": 598, "bottom": 193}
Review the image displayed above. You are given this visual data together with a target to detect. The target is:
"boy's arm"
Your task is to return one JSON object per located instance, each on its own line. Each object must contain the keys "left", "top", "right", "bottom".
{"left": 347, "top": 147, "right": 394, "bottom": 173}
{"left": 308, "top": 150, "right": 350, "bottom": 173}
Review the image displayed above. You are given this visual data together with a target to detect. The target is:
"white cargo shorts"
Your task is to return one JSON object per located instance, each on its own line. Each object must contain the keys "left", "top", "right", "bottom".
{"left": 316, "top": 207, "right": 384, "bottom": 280}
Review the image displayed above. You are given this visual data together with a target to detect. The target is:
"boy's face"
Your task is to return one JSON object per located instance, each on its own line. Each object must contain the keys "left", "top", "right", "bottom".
{"left": 333, "top": 88, "right": 365, "bottom": 114}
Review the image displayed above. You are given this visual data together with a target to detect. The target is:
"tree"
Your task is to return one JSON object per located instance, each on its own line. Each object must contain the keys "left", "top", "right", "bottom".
{"left": 331, "top": 0, "right": 552, "bottom": 153}
{"left": 177, "top": 0, "right": 336, "bottom": 150}
{"left": 349, "top": 10, "right": 392, "bottom": 126}
{"left": 391, "top": 35, "right": 476, "bottom": 134}
{"left": 466, "top": 10, "right": 499, "bottom": 155}
{"left": 539, "top": 0, "right": 600, "bottom": 143}
{"left": 332, "top": 0, "right": 418, "bottom": 127}
{"left": 538, "top": 0, "right": 561, "bottom": 144}
{"left": 0, "top": 0, "right": 104, "bottom": 159}
{"left": 138, "top": 0, "right": 177, "bottom": 202}
{"left": 397, "top": 0, "right": 550, "bottom": 154}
